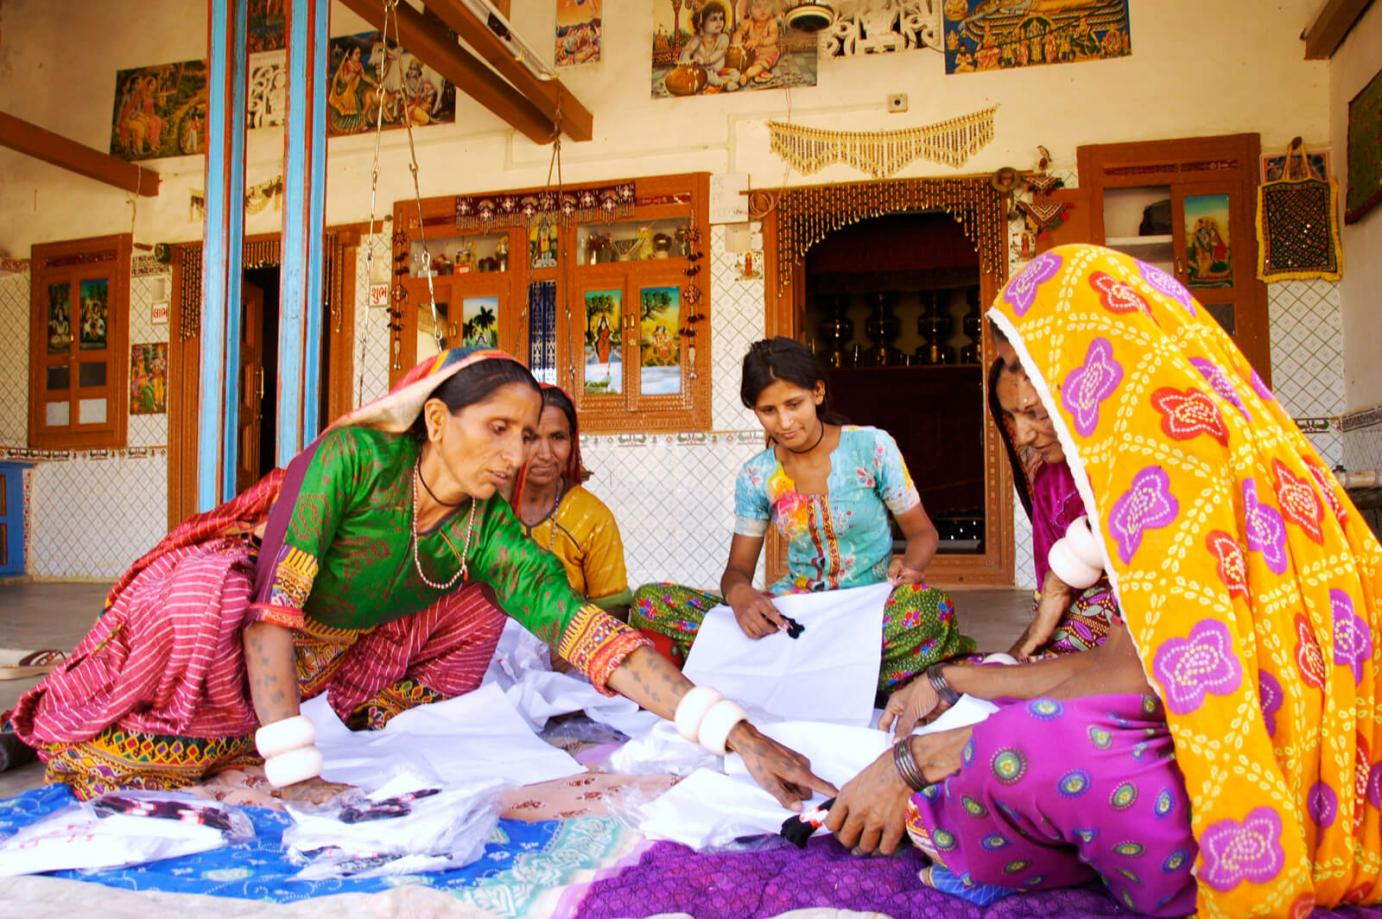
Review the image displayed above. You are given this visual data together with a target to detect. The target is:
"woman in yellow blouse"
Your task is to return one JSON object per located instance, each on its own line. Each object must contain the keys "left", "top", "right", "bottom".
{"left": 513, "top": 385, "right": 632, "bottom": 617}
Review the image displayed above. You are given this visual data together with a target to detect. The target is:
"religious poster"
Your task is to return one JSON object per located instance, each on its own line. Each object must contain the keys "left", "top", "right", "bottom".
{"left": 248, "top": 0, "right": 287, "bottom": 53}
{"left": 941, "top": 0, "right": 1131, "bottom": 75}
{"left": 639, "top": 285, "right": 682, "bottom": 395}
{"left": 556, "top": 0, "right": 602, "bottom": 66}
{"left": 130, "top": 343, "right": 168, "bottom": 415}
{"left": 110, "top": 59, "right": 209, "bottom": 160}
{"left": 652, "top": 0, "right": 819, "bottom": 99}
{"left": 1183, "top": 193, "right": 1234, "bottom": 288}
{"left": 584, "top": 289, "right": 622, "bottom": 394}
{"left": 326, "top": 33, "right": 456, "bottom": 137}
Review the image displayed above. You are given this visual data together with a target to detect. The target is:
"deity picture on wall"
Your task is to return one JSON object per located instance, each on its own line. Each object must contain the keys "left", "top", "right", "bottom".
{"left": 129, "top": 343, "right": 168, "bottom": 415}
{"left": 584, "top": 289, "right": 623, "bottom": 394}
{"left": 652, "top": 0, "right": 818, "bottom": 98}
{"left": 78, "top": 279, "right": 109, "bottom": 351}
{"left": 639, "top": 285, "right": 682, "bottom": 395}
{"left": 110, "top": 60, "right": 209, "bottom": 160}
{"left": 1183, "top": 193, "right": 1234, "bottom": 288}
{"left": 942, "top": 0, "right": 1131, "bottom": 75}
{"left": 325, "top": 33, "right": 456, "bottom": 136}
{"left": 556, "top": 0, "right": 602, "bottom": 66}
{"left": 46, "top": 284, "right": 72, "bottom": 354}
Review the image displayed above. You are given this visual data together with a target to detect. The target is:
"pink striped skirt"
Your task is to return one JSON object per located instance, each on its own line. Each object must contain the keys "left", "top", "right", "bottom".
{"left": 9, "top": 536, "right": 505, "bottom": 798}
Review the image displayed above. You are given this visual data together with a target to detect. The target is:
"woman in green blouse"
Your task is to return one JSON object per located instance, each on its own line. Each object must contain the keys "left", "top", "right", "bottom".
{"left": 4, "top": 349, "right": 829, "bottom": 807}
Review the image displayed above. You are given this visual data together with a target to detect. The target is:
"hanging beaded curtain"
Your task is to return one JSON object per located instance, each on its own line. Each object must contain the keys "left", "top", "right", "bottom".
{"left": 767, "top": 107, "right": 997, "bottom": 179}
{"left": 528, "top": 280, "right": 557, "bottom": 385}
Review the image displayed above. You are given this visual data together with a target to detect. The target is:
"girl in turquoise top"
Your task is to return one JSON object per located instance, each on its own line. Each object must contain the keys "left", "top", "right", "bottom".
{"left": 634, "top": 338, "right": 974, "bottom": 691}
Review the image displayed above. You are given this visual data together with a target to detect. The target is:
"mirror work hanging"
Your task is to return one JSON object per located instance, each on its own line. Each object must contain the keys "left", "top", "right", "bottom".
{"left": 1256, "top": 138, "right": 1342, "bottom": 282}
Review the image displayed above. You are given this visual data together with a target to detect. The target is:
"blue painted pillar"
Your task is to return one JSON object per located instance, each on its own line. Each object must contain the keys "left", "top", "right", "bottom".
{"left": 277, "top": 0, "right": 331, "bottom": 463}
{"left": 197, "top": 0, "right": 250, "bottom": 510}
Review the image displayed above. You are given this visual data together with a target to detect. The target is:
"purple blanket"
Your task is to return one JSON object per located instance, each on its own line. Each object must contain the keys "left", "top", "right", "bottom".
{"left": 574, "top": 836, "right": 1382, "bottom": 919}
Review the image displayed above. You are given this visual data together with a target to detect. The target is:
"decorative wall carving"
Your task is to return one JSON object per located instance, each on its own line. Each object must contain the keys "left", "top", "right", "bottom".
{"left": 823, "top": 0, "right": 943, "bottom": 58}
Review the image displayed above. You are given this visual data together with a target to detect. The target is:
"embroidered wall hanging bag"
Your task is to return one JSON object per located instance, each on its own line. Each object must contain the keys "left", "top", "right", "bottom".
{"left": 1256, "top": 139, "right": 1343, "bottom": 282}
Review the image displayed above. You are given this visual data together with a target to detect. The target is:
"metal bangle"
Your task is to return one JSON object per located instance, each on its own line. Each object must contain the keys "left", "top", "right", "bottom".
{"left": 892, "top": 739, "right": 926, "bottom": 792}
{"left": 926, "top": 663, "right": 961, "bottom": 709}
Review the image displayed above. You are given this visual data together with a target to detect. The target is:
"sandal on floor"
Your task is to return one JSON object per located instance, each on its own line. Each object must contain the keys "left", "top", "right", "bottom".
{"left": 0, "top": 648, "right": 67, "bottom": 681}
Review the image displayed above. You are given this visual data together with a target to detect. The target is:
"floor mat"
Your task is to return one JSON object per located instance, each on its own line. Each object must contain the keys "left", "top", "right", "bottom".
{"left": 571, "top": 836, "right": 1382, "bottom": 919}
{"left": 0, "top": 784, "right": 631, "bottom": 917}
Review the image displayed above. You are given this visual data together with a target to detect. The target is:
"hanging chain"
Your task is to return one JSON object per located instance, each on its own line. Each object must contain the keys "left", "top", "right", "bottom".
{"left": 357, "top": 0, "right": 400, "bottom": 406}
{"left": 397, "top": 21, "right": 444, "bottom": 355}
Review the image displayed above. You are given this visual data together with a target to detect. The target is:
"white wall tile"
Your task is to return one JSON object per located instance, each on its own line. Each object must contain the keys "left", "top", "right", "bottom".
{"left": 1268, "top": 279, "right": 1345, "bottom": 468}
{"left": 0, "top": 272, "right": 30, "bottom": 444}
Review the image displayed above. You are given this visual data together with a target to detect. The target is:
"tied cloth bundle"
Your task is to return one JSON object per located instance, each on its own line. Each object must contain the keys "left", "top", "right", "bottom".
{"left": 768, "top": 107, "right": 997, "bottom": 179}
{"left": 1256, "top": 137, "right": 1343, "bottom": 282}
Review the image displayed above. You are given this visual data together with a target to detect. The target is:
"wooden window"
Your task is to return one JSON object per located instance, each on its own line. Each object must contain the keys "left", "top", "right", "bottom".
{"left": 390, "top": 173, "right": 711, "bottom": 433}
{"left": 29, "top": 234, "right": 131, "bottom": 449}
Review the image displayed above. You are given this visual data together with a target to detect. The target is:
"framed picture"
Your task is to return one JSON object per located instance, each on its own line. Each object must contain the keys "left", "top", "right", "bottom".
{"left": 1346, "top": 67, "right": 1382, "bottom": 224}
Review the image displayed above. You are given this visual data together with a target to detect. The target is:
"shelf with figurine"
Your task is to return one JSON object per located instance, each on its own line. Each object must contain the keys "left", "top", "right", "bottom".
{"left": 576, "top": 217, "right": 692, "bottom": 267}
{"left": 408, "top": 232, "right": 512, "bottom": 277}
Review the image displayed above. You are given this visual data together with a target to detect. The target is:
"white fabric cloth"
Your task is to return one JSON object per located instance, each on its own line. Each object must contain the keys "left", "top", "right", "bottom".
{"left": 638, "top": 721, "right": 891, "bottom": 850}
{"left": 0, "top": 808, "right": 227, "bottom": 877}
{"left": 302, "top": 683, "right": 583, "bottom": 792}
{"left": 482, "top": 618, "right": 659, "bottom": 736}
{"left": 283, "top": 774, "right": 503, "bottom": 880}
{"left": 681, "top": 583, "right": 890, "bottom": 727}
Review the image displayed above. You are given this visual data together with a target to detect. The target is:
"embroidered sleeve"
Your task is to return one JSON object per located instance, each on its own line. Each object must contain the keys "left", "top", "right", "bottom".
{"left": 245, "top": 428, "right": 361, "bottom": 630}
{"left": 556, "top": 604, "right": 651, "bottom": 694}
{"left": 872, "top": 428, "right": 922, "bottom": 517}
{"left": 733, "top": 453, "right": 772, "bottom": 538}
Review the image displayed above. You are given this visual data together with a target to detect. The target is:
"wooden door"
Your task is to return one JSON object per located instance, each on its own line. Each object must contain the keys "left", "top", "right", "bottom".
{"left": 236, "top": 280, "right": 265, "bottom": 494}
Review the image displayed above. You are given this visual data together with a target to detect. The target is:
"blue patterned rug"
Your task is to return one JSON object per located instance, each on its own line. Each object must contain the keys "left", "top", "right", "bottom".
{"left": 0, "top": 785, "right": 622, "bottom": 915}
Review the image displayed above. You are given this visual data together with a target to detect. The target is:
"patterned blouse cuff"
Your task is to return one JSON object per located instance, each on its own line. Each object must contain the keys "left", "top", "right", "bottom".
{"left": 885, "top": 493, "right": 922, "bottom": 518}
{"left": 244, "top": 603, "right": 305, "bottom": 631}
{"left": 734, "top": 516, "right": 770, "bottom": 538}
{"left": 556, "top": 604, "right": 654, "bottom": 695}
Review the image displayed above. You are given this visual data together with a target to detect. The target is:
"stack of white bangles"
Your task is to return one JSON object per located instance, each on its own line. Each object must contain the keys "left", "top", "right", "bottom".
{"left": 674, "top": 687, "right": 749, "bottom": 755}
{"left": 1046, "top": 515, "right": 1106, "bottom": 589}
{"left": 255, "top": 715, "right": 323, "bottom": 788}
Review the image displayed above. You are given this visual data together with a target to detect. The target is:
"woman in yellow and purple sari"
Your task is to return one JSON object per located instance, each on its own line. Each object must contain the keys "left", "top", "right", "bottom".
{"left": 822, "top": 245, "right": 1382, "bottom": 916}
{"left": 2, "top": 348, "right": 832, "bottom": 811}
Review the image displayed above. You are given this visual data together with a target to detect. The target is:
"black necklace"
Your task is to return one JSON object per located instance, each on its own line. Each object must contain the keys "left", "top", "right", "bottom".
{"left": 416, "top": 459, "right": 466, "bottom": 507}
{"left": 784, "top": 423, "right": 826, "bottom": 455}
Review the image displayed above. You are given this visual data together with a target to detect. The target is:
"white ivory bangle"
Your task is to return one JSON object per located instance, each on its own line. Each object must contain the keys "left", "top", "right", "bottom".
{"left": 698, "top": 699, "right": 749, "bottom": 756}
{"left": 263, "top": 744, "right": 324, "bottom": 788}
{"left": 674, "top": 686, "right": 724, "bottom": 742}
{"left": 1064, "top": 516, "right": 1104, "bottom": 569}
{"left": 255, "top": 715, "right": 317, "bottom": 759}
{"left": 1048, "top": 538, "right": 1102, "bottom": 589}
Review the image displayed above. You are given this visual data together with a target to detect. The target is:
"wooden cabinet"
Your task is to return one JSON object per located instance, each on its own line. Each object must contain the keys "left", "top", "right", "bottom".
{"left": 391, "top": 172, "right": 711, "bottom": 432}
{"left": 1073, "top": 133, "right": 1269, "bottom": 381}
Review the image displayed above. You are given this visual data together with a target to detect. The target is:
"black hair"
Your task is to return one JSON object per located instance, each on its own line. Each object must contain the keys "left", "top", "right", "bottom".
{"left": 740, "top": 337, "right": 848, "bottom": 424}
{"left": 409, "top": 358, "right": 540, "bottom": 440}
{"left": 694, "top": 0, "right": 728, "bottom": 30}
{"left": 540, "top": 385, "right": 579, "bottom": 438}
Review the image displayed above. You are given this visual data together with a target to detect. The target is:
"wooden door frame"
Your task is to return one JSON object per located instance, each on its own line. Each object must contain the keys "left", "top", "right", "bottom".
{"left": 166, "top": 226, "right": 363, "bottom": 529}
{"left": 751, "top": 177, "right": 1016, "bottom": 588}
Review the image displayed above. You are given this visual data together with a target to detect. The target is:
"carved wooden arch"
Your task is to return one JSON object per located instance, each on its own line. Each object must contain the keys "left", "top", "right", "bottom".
{"left": 754, "top": 176, "right": 1016, "bottom": 587}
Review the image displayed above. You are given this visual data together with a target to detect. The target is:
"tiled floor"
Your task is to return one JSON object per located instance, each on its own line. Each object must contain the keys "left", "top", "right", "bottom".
{"left": 0, "top": 581, "right": 1034, "bottom": 798}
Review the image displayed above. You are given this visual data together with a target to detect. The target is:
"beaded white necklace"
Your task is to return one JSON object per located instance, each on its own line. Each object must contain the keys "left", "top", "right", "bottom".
{"left": 411, "top": 459, "right": 476, "bottom": 591}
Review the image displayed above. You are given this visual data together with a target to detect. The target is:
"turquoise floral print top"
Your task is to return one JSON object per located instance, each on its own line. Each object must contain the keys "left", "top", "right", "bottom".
{"left": 733, "top": 425, "right": 921, "bottom": 594}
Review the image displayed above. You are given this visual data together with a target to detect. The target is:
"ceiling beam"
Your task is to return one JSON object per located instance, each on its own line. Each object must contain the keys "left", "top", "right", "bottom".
{"left": 1302, "top": 0, "right": 1374, "bottom": 59}
{"left": 336, "top": 0, "right": 556, "bottom": 145}
{"left": 421, "top": 0, "right": 593, "bottom": 142}
{"left": 0, "top": 111, "right": 160, "bottom": 196}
